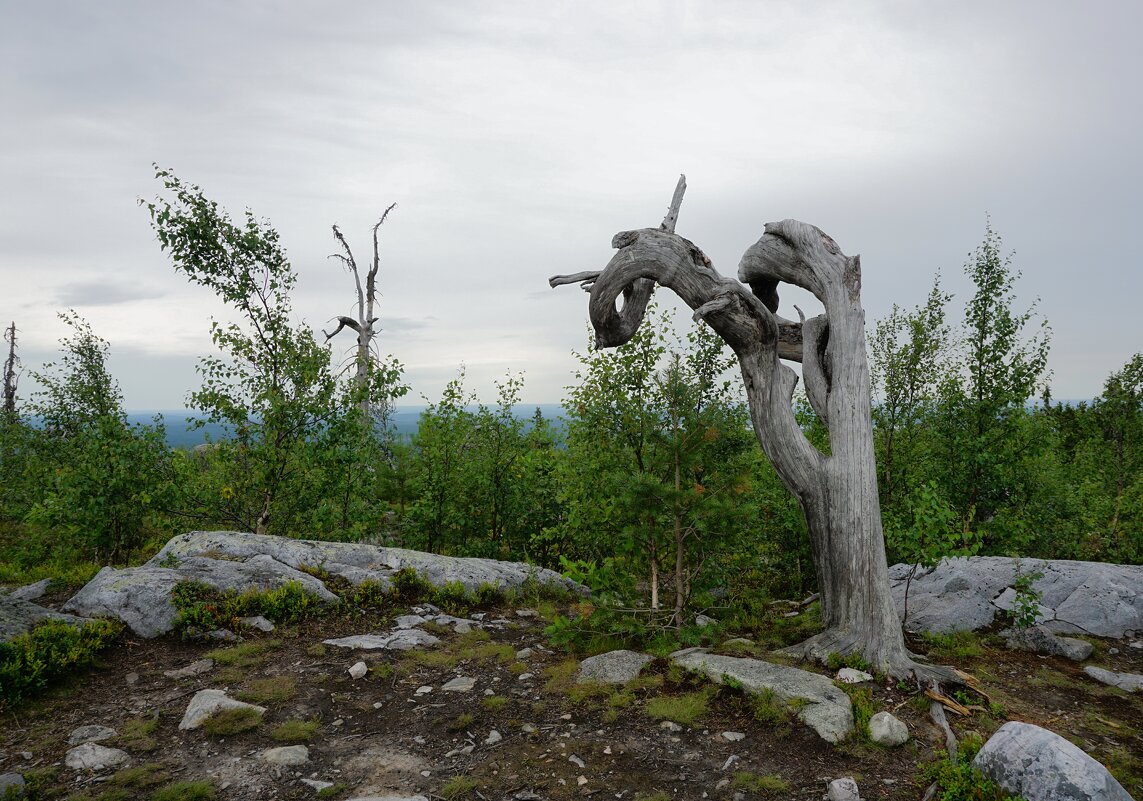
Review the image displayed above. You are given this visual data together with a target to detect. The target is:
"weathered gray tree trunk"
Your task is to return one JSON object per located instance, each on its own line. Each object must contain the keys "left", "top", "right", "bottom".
{"left": 3, "top": 321, "right": 18, "bottom": 420}
{"left": 552, "top": 177, "right": 955, "bottom": 682}
{"left": 324, "top": 203, "right": 398, "bottom": 420}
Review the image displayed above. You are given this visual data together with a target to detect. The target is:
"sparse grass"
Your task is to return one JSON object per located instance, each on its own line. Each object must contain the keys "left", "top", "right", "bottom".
{"left": 235, "top": 675, "right": 297, "bottom": 704}
{"left": 921, "top": 630, "right": 984, "bottom": 661}
{"left": 151, "top": 780, "right": 216, "bottom": 801}
{"left": 316, "top": 784, "right": 349, "bottom": 799}
{"left": 440, "top": 775, "right": 477, "bottom": 800}
{"left": 110, "top": 763, "right": 168, "bottom": 788}
{"left": 644, "top": 687, "right": 713, "bottom": 727}
{"left": 370, "top": 663, "right": 394, "bottom": 680}
{"left": 305, "top": 643, "right": 327, "bottom": 658}
{"left": 482, "top": 695, "right": 509, "bottom": 711}
{"left": 447, "top": 712, "right": 476, "bottom": 731}
{"left": 118, "top": 715, "right": 160, "bottom": 751}
{"left": 625, "top": 673, "right": 664, "bottom": 692}
{"left": 1027, "top": 666, "right": 1085, "bottom": 691}
{"left": 201, "top": 706, "right": 263, "bottom": 736}
{"left": 543, "top": 658, "right": 580, "bottom": 693}
{"left": 462, "top": 641, "right": 515, "bottom": 664}
{"left": 731, "top": 771, "right": 789, "bottom": 794}
{"left": 507, "top": 660, "right": 530, "bottom": 674}
{"left": 407, "top": 649, "right": 461, "bottom": 669}
{"left": 270, "top": 718, "right": 320, "bottom": 743}
{"left": 751, "top": 687, "right": 797, "bottom": 727}
{"left": 204, "top": 639, "right": 280, "bottom": 668}
{"left": 567, "top": 680, "right": 613, "bottom": 705}
{"left": 719, "top": 638, "right": 764, "bottom": 657}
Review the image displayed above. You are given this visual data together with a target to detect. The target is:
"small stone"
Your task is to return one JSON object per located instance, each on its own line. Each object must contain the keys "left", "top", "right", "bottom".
{"left": 348, "top": 661, "right": 368, "bottom": 680}
{"left": 373, "top": 702, "right": 383, "bottom": 709}
{"left": 442, "top": 676, "right": 476, "bottom": 692}
{"left": 603, "top": 745, "right": 612, "bottom": 754}
{"left": 300, "top": 778, "right": 334, "bottom": 792}
{"left": 420, "top": 770, "right": 431, "bottom": 777}
{"left": 517, "top": 673, "right": 533, "bottom": 682}
{"left": 484, "top": 730, "right": 502, "bottom": 746}
{"left": 695, "top": 614, "right": 716, "bottom": 627}
{"left": 1129, "top": 641, "right": 1142, "bottom": 650}
{"left": 205, "top": 628, "right": 241, "bottom": 641}
{"left": 516, "top": 648, "right": 534, "bottom": 659}
{"left": 125, "top": 672, "right": 140, "bottom": 686}
{"left": 331, "top": 718, "right": 344, "bottom": 727}
{"left": 395, "top": 614, "right": 427, "bottom": 629}
{"left": 827, "top": 777, "right": 861, "bottom": 801}
{"left": 415, "top": 685, "right": 433, "bottom": 695}
{"left": 413, "top": 735, "right": 426, "bottom": 744}
{"left": 516, "top": 609, "right": 539, "bottom": 618}
{"left": 715, "top": 779, "right": 730, "bottom": 790}
{"left": 1084, "top": 665, "right": 1143, "bottom": 692}
{"left": 521, "top": 723, "right": 537, "bottom": 733}
{"left": 68, "top": 725, "right": 117, "bottom": 746}
{"left": 1108, "top": 647, "right": 1120, "bottom": 655}
{"left": 259, "top": 745, "right": 309, "bottom": 766}
{"left": 721, "top": 731, "right": 745, "bottom": 742}
{"left": 560, "top": 713, "right": 572, "bottom": 720}
{"left": 660, "top": 721, "right": 682, "bottom": 732}
{"left": 239, "top": 615, "right": 275, "bottom": 632}
{"left": 163, "top": 659, "right": 214, "bottom": 679}
{"left": 179, "top": 689, "right": 266, "bottom": 730}
{"left": 454, "top": 621, "right": 473, "bottom": 634}
{"left": 64, "top": 743, "right": 130, "bottom": 771}
{"left": 836, "top": 667, "right": 874, "bottom": 683}
{"left": 577, "top": 776, "right": 588, "bottom": 786}
{"left": 569, "top": 754, "right": 585, "bottom": 768}
{"left": 19, "top": 753, "right": 32, "bottom": 761}
{"left": 721, "top": 754, "right": 740, "bottom": 771}
{"left": 868, "top": 711, "right": 909, "bottom": 747}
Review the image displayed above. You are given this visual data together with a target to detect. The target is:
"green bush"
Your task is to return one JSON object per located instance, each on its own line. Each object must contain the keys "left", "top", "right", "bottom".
{"left": 919, "top": 735, "right": 1026, "bottom": 801}
{"left": 171, "top": 580, "right": 325, "bottom": 635}
{"left": 0, "top": 618, "right": 121, "bottom": 708}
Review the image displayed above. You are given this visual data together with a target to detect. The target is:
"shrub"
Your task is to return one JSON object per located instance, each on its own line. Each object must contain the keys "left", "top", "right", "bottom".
{"left": 0, "top": 618, "right": 121, "bottom": 708}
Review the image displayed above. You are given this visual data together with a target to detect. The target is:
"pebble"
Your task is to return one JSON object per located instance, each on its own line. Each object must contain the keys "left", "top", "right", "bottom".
{"left": 239, "top": 615, "right": 275, "bottom": 632}
{"left": 454, "top": 621, "right": 473, "bottom": 634}
{"left": 721, "top": 755, "right": 740, "bottom": 771}
{"left": 163, "top": 659, "right": 215, "bottom": 679}
{"left": 68, "top": 725, "right": 117, "bottom": 746}
{"left": 569, "top": 755, "right": 585, "bottom": 768}
{"left": 415, "top": 686, "right": 433, "bottom": 696}
{"left": 300, "top": 778, "right": 334, "bottom": 792}
{"left": 484, "top": 730, "right": 502, "bottom": 746}
{"left": 603, "top": 746, "right": 612, "bottom": 754}
{"left": 442, "top": 676, "right": 476, "bottom": 692}
{"left": 1109, "top": 647, "right": 1120, "bottom": 655}
{"left": 348, "top": 661, "right": 368, "bottom": 680}
{"left": 721, "top": 731, "right": 745, "bottom": 742}
{"left": 259, "top": 745, "right": 309, "bottom": 766}
{"left": 516, "top": 648, "right": 534, "bottom": 659}
{"left": 660, "top": 721, "right": 682, "bottom": 732}
{"left": 516, "top": 609, "right": 539, "bottom": 618}
{"left": 125, "top": 672, "right": 139, "bottom": 686}
{"left": 521, "top": 723, "right": 537, "bottom": 733}
{"left": 65, "top": 743, "right": 130, "bottom": 771}
{"left": 517, "top": 673, "right": 533, "bottom": 682}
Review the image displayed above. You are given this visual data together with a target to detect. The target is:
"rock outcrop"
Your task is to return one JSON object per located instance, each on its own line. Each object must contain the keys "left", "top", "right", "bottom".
{"left": 62, "top": 531, "right": 583, "bottom": 638}
{"left": 889, "top": 557, "right": 1143, "bottom": 637}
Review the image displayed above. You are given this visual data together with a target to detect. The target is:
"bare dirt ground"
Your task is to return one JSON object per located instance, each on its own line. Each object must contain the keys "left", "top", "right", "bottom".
{"left": 2, "top": 597, "right": 1141, "bottom": 801}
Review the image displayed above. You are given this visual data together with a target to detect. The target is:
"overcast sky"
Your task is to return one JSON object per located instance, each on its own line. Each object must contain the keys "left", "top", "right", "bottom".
{"left": 2, "top": 1, "right": 1140, "bottom": 411}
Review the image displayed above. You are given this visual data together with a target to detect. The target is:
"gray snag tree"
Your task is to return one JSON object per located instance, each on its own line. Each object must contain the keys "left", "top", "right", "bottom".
{"left": 3, "top": 321, "right": 17, "bottom": 420}
{"left": 552, "top": 177, "right": 955, "bottom": 682}
{"left": 323, "top": 203, "right": 398, "bottom": 421}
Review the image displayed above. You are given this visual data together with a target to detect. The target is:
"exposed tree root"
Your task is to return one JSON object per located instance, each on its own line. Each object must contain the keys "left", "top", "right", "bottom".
{"left": 780, "top": 628, "right": 963, "bottom": 687}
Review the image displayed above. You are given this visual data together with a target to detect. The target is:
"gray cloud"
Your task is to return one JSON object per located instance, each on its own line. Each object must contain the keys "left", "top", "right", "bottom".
{"left": 54, "top": 281, "right": 165, "bottom": 307}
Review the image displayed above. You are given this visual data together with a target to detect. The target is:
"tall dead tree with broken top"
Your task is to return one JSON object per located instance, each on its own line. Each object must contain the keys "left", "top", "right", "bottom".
{"left": 552, "top": 177, "right": 956, "bottom": 683}
{"left": 3, "top": 321, "right": 18, "bottom": 421}
{"left": 324, "top": 203, "right": 398, "bottom": 424}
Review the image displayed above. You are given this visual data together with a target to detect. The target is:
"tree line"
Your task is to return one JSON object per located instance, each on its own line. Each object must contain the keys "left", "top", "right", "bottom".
{"left": 0, "top": 174, "right": 1139, "bottom": 625}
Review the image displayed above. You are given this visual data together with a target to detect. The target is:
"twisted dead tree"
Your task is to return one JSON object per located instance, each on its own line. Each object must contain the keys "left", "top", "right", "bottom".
{"left": 3, "top": 321, "right": 18, "bottom": 421}
{"left": 324, "top": 203, "right": 398, "bottom": 419}
{"left": 551, "top": 177, "right": 956, "bottom": 683}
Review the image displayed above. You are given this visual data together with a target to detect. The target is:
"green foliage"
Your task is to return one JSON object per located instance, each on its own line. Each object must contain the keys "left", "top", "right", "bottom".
{"left": 171, "top": 580, "right": 324, "bottom": 634}
{"left": 921, "top": 630, "right": 984, "bottom": 661}
{"left": 0, "top": 619, "right": 121, "bottom": 708}
{"left": 440, "top": 776, "right": 478, "bottom": 800}
{"left": 201, "top": 705, "right": 262, "bottom": 736}
{"left": 151, "top": 780, "right": 216, "bottom": 801}
{"left": 1009, "top": 565, "right": 1045, "bottom": 628}
{"left": 271, "top": 718, "right": 320, "bottom": 743}
{"left": 730, "top": 772, "right": 789, "bottom": 794}
{"left": 920, "top": 734, "right": 1025, "bottom": 801}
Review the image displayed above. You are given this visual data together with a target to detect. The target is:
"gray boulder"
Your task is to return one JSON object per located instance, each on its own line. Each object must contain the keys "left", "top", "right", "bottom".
{"left": 323, "top": 629, "right": 440, "bottom": 651}
{"left": 890, "top": 557, "right": 1143, "bottom": 638}
{"left": 62, "top": 555, "right": 339, "bottom": 638}
{"left": 1003, "top": 626, "right": 1094, "bottom": 661}
{"left": 826, "top": 777, "right": 861, "bottom": 801}
{"left": 63, "top": 531, "right": 585, "bottom": 638}
{"left": 149, "top": 530, "right": 582, "bottom": 595}
{"left": 973, "top": 721, "right": 1133, "bottom": 801}
{"left": 8, "top": 578, "right": 51, "bottom": 602}
{"left": 67, "top": 725, "right": 116, "bottom": 746}
{"left": 1083, "top": 666, "right": 1143, "bottom": 692}
{"left": 671, "top": 651, "right": 853, "bottom": 743}
{"left": 0, "top": 594, "right": 91, "bottom": 642}
{"left": 576, "top": 650, "right": 654, "bottom": 684}
{"left": 178, "top": 689, "right": 266, "bottom": 730}
{"left": 867, "top": 711, "right": 908, "bottom": 746}
{"left": 64, "top": 743, "right": 129, "bottom": 771}
{"left": 0, "top": 773, "right": 25, "bottom": 797}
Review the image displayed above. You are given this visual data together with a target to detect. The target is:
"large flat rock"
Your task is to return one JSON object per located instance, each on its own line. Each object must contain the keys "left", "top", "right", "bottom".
{"left": 62, "top": 531, "right": 584, "bottom": 638}
{"left": 671, "top": 651, "right": 853, "bottom": 743}
{"left": 889, "top": 557, "right": 1143, "bottom": 638}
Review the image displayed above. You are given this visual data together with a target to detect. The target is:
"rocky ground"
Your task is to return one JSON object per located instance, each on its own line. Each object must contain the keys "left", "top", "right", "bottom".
{"left": 1, "top": 589, "right": 1141, "bottom": 801}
